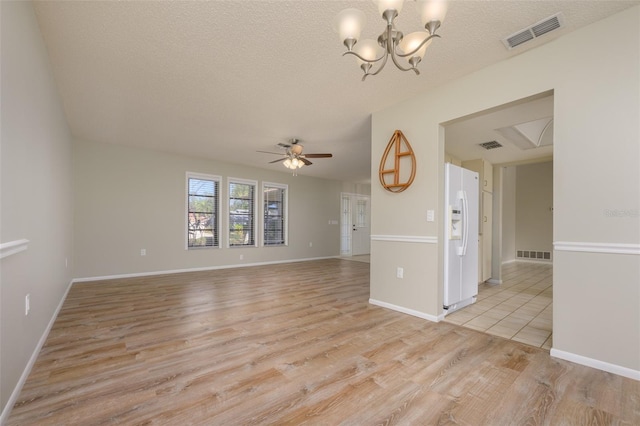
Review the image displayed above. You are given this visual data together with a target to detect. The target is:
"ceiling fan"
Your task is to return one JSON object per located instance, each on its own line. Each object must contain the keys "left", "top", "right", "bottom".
{"left": 258, "top": 138, "right": 333, "bottom": 170}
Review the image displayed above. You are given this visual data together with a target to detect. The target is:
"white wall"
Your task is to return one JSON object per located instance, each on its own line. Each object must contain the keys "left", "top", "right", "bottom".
{"left": 515, "top": 161, "right": 553, "bottom": 255}
{"left": 73, "top": 139, "right": 353, "bottom": 279}
{"left": 0, "top": 1, "right": 74, "bottom": 415}
{"left": 371, "top": 7, "right": 639, "bottom": 375}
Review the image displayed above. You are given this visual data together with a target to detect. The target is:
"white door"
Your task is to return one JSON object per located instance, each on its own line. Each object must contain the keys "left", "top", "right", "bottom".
{"left": 340, "top": 193, "right": 370, "bottom": 256}
{"left": 352, "top": 196, "right": 370, "bottom": 255}
{"left": 340, "top": 195, "right": 352, "bottom": 255}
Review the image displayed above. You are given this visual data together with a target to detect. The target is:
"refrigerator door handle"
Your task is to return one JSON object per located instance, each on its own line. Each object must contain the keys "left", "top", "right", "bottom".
{"left": 461, "top": 190, "right": 469, "bottom": 256}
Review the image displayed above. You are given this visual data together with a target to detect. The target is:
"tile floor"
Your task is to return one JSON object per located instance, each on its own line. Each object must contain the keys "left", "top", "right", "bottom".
{"left": 443, "top": 261, "right": 553, "bottom": 350}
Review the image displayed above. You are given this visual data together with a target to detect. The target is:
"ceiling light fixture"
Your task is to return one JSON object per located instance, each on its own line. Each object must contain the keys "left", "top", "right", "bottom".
{"left": 334, "top": 0, "right": 448, "bottom": 81}
{"left": 283, "top": 155, "right": 304, "bottom": 170}
{"left": 283, "top": 144, "right": 305, "bottom": 171}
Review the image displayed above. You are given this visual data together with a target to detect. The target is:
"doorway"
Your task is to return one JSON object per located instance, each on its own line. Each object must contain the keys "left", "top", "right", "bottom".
{"left": 340, "top": 193, "right": 371, "bottom": 256}
{"left": 442, "top": 91, "right": 554, "bottom": 348}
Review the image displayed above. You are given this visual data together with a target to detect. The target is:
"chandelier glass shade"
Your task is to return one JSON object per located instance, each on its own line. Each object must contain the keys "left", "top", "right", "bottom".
{"left": 334, "top": 0, "right": 448, "bottom": 80}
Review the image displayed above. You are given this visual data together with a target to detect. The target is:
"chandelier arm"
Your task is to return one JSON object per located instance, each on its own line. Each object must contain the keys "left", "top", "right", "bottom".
{"left": 389, "top": 47, "right": 416, "bottom": 72}
{"left": 395, "top": 34, "right": 441, "bottom": 58}
{"left": 379, "top": 20, "right": 417, "bottom": 74}
{"left": 343, "top": 50, "right": 386, "bottom": 64}
{"left": 362, "top": 51, "right": 390, "bottom": 81}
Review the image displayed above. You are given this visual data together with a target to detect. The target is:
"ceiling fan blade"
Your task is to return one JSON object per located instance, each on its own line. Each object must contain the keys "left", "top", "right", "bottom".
{"left": 257, "top": 150, "right": 283, "bottom": 155}
{"left": 269, "top": 158, "right": 286, "bottom": 164}
{"left": 300, "top": 157, "right": 313, "bottom": 166}
{"left": 303, "top": 153, "right": 333, "bottom": 158}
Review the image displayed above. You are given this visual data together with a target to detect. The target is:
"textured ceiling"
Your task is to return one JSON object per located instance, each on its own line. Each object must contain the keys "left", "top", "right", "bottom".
{"left": 33, "top": 1, "right": 638, "bottom": 182}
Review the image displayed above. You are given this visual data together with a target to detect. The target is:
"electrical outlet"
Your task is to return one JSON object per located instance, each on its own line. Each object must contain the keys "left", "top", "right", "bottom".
{"left": 427, "top": 210, "right": 435, "bottom": 222}
{"left": 309, "top": 242, "right": 313, "bottom": 247}
{"left": 396, "top": 267, "right": 404, "bottom": 279}
{"left": 240, "top": 254, "right": 244, "bottom": 260}
{"left": 140, "top": 249, "right": 146, "bottom": 256}
{"left": 25, "top": 294, "right": 30, "bottom": 316}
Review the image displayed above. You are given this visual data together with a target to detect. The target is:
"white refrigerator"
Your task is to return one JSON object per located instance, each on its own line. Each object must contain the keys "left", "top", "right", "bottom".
{"left": 443, "top": 163, "right": 479, "bottom": 314}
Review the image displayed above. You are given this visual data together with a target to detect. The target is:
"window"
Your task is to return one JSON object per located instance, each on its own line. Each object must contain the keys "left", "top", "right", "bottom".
{"left": 356, "top": 199, "right": 367, "bottom": 228}
{"left": 229, "top": 179, "right": 257, "bottom": 247}
{"left": 187, "top": 173, "right": 220, "bottom": 248}
{"left": 263, "top": 183, "right": 287, "bottom": 246}
{"left": 340, "top": 194, "right": 351, "bottom": 255}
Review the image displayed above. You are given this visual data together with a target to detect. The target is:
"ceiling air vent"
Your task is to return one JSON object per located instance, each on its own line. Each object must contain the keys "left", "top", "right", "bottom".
{"left": 502, "top": 12, "right": 565, "bottom": 50}
{"left": 479, "top": 141, "right": 502, "bottom": 150}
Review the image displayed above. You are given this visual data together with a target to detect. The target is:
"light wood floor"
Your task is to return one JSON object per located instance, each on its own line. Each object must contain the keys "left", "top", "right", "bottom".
{"left": 339, "top": 254, "right": 370, "bottom": 263}
{"left": 9, "top": 259, "right": 639, "bottom": 424}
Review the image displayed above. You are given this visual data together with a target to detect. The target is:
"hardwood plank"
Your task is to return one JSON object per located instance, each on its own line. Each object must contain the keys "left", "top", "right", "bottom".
{"left": 7, "top": 259, "right": 639, "bottom": 425}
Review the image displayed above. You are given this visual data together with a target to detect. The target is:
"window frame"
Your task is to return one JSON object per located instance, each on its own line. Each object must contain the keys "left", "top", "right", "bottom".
{"left": 186, "top": 172, "right": 221, "bottom": 250}
{"left": 262, "top": 182, "right": 288, "bottom": 247}
{"left": 227, "top": 177, "right": 258, "bottom": 248}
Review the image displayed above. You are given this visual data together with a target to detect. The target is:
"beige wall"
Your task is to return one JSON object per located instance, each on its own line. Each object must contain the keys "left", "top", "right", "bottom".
{"left": 515, "top": 161, "right": 553, "bottom": 255}
{"left": 371, "top": 7, "right": 639, "bottom": 373}
{"left": 0, "top": 1, "right": 74, "bottom": 414}
{"left": 73, "top": 139, "right": 351, "bottom": 279}
{"left": 502, "top": 166, "right": 517, "bottom": 262}
{"left": 554, "top": 251, "right": 639, "bottom": 370}
{"left": 490, "top": 167, "right": 503, "bottom": 280}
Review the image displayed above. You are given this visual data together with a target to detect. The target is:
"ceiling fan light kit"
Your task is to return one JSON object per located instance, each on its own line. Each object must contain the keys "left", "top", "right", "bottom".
{"left": 334, "top": 0, "right": 448, "bottom": 81}
{"left": 258, "top": 138, "right": 333, "bottom": 174}
{"left": 283, "top": 157, "right": 304, "bottom": 170}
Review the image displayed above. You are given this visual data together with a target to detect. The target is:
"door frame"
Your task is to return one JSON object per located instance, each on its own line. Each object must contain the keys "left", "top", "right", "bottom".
{"left": 340, "top": 192, "right": 371, "bottom": 256}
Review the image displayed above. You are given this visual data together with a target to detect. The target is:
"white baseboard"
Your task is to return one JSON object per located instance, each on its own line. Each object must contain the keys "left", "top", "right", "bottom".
{"left": 369, "top": 298, "right": 443, "bottom": 322}
{"left": 73, "top": 256, "right": 338, "bottom": 283}
{"left": 514, "top": 259, "right": 552, "bottom": 265}
{"left": 550, "top": 348, "right": 640, "bottom": 381}
{"left": 0, "top": 280, "right": 74, "bottom": 424}
{"left": 501, "top": 259, "right": 516, "bottom": 265}
{"left": 486, "top": 278, "right": 502, "bottom": 285}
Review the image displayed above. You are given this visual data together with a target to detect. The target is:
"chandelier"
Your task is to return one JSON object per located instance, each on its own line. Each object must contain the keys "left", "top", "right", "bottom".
{"left": 334, "top": 0, "right": 448, "bottom": 81}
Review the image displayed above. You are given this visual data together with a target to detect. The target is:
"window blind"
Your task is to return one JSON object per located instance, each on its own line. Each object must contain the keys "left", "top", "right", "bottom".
{"left": 188, "top": 176, "right": 219, "bottom": 248}
{"left": 229, "top": 181, "right": 255, "bottom": 246}
{"left": 264, "top": 185, "right": 286, "bottom": 245}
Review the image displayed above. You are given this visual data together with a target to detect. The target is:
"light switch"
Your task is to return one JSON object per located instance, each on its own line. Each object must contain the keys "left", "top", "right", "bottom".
{"left": 427, "top": 210, "right": 435, "bottom": 222}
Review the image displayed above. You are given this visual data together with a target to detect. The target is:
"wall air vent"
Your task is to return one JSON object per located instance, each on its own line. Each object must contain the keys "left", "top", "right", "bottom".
{"left": 517, "top": 250, "right": 552, "bottom": 261}
{"left": 502, "top": 12, "right": 565, "bottom": 50}
{"left": 479, "top": 141, "right": 502, "bottom": 150}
